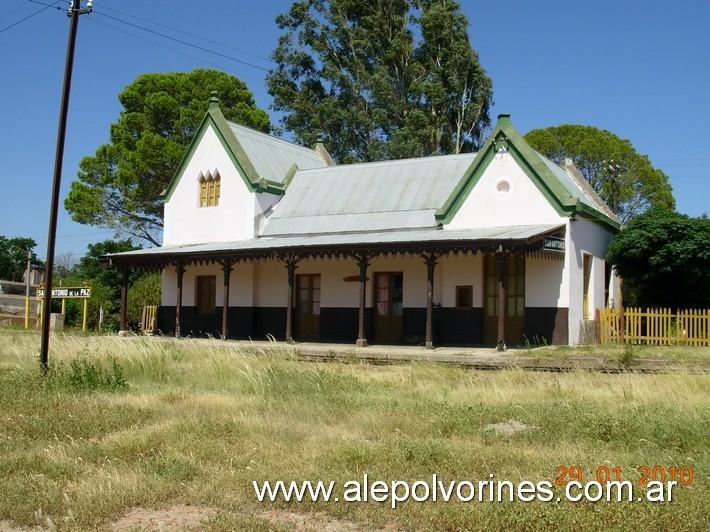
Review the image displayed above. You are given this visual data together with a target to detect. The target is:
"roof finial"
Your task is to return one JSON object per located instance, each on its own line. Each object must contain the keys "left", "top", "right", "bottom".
{"left": 314, "top": 135, "right": 336, "bottom": 167}
{"left": 209, "top": 91, "right": 220, "bottom": 109}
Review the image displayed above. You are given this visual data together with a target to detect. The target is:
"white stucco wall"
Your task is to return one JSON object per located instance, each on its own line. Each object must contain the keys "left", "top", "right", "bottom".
{"left": 253, "top": 260, "right": 283, "bottom": 307}
{"left": 608, "top": 268, "right": 621, "bottom": 309}
{"left": 526, "top": 255, "right": 567, "bottom": 308}
{"left": 244, "top": 255, "right": 443, "bottom": 309}
{"left": 230, "top": 262, "right": 255, "bottom": 306}
{"left": 286, "top": 258, "right": 360, "bottom": 308}
{"left": 447, "top": 151, "right": 565, "bottom": 230}
{"left": 161, "top": 268, "right": 175, "bottom": 307}
{"left": 163, "top": 125, "right": 280, "bottom": 246}
{"left": 566, "top": 218, "right": 615, "bottom": 343}
{"left": 438, "top": 253, "right": 483, "bottom": 307}
{"left": 252, "top": 259, "right": 362, "bottom": 308}
{"left": 162, "top": 255, "right": 462, "bottom": 310}
{"left": 367, "top": 255, "right": 431, "bottom": 308}
{"left": 161, "top": 262, "right": 255, "bottom": 307}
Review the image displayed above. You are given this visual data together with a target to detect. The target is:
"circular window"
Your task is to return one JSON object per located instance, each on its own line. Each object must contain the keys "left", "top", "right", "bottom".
{"left": 496, "top": 180, "right": 510, "bottom": 193}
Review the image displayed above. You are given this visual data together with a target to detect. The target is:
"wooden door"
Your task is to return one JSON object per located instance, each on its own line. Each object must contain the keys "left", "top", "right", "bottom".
{"left": 295, "top": 274, "right": 320, "bottom": 341}
{"left": 483, "top": 255, "right": 525, "bottom": 346}
{"left": 373, "top": 272, "right": 403, "bottom": 343}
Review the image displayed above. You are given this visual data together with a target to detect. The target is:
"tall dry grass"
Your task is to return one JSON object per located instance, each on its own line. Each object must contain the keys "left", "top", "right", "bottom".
{"left": 0, "top": 329, "right": 708, "bottom": 530}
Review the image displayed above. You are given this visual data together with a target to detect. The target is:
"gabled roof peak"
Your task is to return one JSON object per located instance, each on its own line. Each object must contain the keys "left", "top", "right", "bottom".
{"left": 209, "top": 91, "right": 220, "bottom": 109}
{"left": 434, "top": 113, "right": 620, "bottom": 232}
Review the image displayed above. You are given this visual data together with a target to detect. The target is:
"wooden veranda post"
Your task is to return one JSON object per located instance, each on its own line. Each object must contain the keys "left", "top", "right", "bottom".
{"left": 175, "top": 264, "right": 185, "bottom": 338}
{"left": 285, "top": 260, "right": 298, "bottom": 343}
{"left": 356, "top": 256, "right": 370, "bottom": 347}
{"left": 221, "top": 261, "right": 234, "bottom": 340}
{"left": 496, "top": 253, "right": 508, "bottom": 351}
{"left": 424, "top": 253, "right": 438, "bottom": 349}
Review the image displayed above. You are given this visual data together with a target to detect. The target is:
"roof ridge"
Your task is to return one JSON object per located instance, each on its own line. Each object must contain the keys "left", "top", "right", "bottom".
{"left": 269, "top": 207, "right": 437, "bottom": 220}
{"left": 295, "top": 151, "right": 479, "bottom": 174}
{"left": 561, "top": 157, "right": 619, "bottom": 221}
{"left": 227, "top": 121, "right": 320, "bottom": 154}
{"left": 534, "top": 150, "right": 617, "bottom": 219}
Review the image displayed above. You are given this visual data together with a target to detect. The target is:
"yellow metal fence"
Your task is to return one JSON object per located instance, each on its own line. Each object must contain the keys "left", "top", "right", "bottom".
{"left": 599, "top": 307, "right": 710, "bottom": 346}
{"left": 141, "top": 305, "right": 158, "bottom": 335}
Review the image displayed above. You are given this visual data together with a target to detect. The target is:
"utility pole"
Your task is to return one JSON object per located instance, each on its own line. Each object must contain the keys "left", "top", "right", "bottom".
{"left": 40, "top": 0, "right": 93, "bottom": 370}
{"left": 25, "top": 249, "right": 31, "bottom": 330}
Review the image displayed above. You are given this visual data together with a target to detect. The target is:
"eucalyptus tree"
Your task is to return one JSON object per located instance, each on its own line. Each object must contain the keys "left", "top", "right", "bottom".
{"left": 267, "top": 0, "right": 493, "bottom": 163}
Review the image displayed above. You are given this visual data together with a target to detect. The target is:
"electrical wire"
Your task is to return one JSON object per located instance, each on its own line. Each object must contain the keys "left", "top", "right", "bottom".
{"left": 0, "top": 0, "right": 61, "bottom": 34}
{"left": 91, "top": 10, "right": 269, "bottom": 72}
{"left": 0, "top": 1, "right": 34, "bottom": 22}
{"left": 95, "top": 3, "right": 271, "bottom": 64}
{"left": 17, "top": 1, "right": 274, "bottom": 76}
{"left": 85, "top": 16, "right": 266, "bottom": 84}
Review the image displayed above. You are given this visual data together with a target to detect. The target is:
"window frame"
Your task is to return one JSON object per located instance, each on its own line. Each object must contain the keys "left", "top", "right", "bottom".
{"left": 583, "top": 254, "right": 592, "bottom": 319}
{"left": 195, "top": 275, "right": 216, "bottom": 315}
{"left": 455, "top": 285, "right": 473, "bottom": 309}
{"left": 198, "top": 172, "right": 221, "bottom": 208}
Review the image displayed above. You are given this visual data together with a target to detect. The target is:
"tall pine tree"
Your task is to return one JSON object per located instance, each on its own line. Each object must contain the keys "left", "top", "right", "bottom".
{"left": 267, "top": 0, "right": 492, "bottom": 163}
{"left": 66, "top": 69, "right": 271, "bottom": 246}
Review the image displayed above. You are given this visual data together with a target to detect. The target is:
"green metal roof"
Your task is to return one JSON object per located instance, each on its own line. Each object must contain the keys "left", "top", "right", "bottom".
{"left": 162, "top": 104, "right": 327, "bottom": 201}
{"left": 261, "top": 153, "right": 478, "bottom": 236}
{"left": 159, "top": 111, "right": 619, "bottom": 250}
{"left": 227, "top": 122, "right": 326, "bottom": 184}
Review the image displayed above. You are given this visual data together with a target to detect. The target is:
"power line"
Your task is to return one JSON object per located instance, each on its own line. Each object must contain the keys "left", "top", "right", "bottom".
{"left": 85, "top": 16, "right": 265, "bottom": 85}
{"left": 95, "top": 3, "right": 272, "bottom": 64}
{"left": 0, "top": 1, "right": 34, "bottom": 22}
{"left": 27, "top": 0, "right": 64, "bottom": 7}
{"left": 4, "top": 1, "right": 274, "bottom": 80}
{"left": 19, "top": 1, "right": 274, "bottom": 72}
{"left": 653, "top": 158, "right": 710, "bottom": 162}
{"left": 91, "top": 10, "right": 270, "bottom": 72}
{"left": 0, "top": 0, "right": 61, "bottom": 34}
{"left": 32, "top": 230, "right": 118, "bottom": 241}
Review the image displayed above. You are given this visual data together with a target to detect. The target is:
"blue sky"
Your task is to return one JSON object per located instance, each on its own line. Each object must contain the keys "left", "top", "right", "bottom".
{"left": 1, "top": 0, "right": 708, "bottom": 261}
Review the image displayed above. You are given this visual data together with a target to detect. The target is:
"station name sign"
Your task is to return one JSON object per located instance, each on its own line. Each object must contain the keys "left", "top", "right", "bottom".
{"left": 542, "top": 237, "right": 565, "bottom": 252}
{"left": 37, "top": 287, "right": 91, "bottom": 298}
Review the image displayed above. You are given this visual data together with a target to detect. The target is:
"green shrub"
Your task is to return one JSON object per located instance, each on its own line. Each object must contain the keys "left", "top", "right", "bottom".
{"left": 48, "top": 356, "right": 127, "bottom": 391}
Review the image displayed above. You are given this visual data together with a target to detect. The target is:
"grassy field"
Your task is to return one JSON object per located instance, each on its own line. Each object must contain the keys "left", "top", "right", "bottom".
{"left": 0, "top": 329, "right": 708, "bottom": 530}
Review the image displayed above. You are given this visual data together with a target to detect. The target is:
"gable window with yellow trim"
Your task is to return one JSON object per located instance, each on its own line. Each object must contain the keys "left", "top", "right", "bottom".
{"left": 199, "top": 173, "right": 221, "bottom": 207}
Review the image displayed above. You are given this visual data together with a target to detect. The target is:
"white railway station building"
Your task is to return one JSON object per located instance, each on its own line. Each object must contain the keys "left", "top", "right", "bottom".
{"left": 107, "top": 96, "right": 620, "bottom": 348}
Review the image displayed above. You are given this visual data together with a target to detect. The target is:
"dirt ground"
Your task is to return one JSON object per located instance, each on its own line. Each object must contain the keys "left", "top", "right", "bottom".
{"left": 1, "top": 504, "right": 370, "bottom": 531}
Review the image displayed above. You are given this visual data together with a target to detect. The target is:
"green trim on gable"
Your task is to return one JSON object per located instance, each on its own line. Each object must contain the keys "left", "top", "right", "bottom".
{"left": 282, "top": 163, "right": 299, "bottom": 189}
{"left": 162, "top": 106, "right": 286, "bottom": 202}
{"left": 435, "top": 114, "right": 620, "bottom": 233}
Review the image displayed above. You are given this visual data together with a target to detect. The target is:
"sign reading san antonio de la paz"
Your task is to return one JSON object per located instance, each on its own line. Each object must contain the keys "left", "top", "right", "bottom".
{"left": 36, "top": 287, "right": 91, "bottom": 298}
{"left": 542, "top": 237, "right": 565, "bottom": 252}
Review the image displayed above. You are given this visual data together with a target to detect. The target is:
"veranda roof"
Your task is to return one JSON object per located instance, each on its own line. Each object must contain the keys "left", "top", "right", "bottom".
{"left": 106, "top": 224, "right": 565, "bottom": 268}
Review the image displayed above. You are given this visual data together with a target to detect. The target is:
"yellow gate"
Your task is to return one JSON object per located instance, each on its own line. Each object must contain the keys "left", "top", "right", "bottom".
{"left": 599, "top": 307, "right": 710, "bottom": 346}
{"left": 141, "top": 305, "right": 157, "bottom": 335}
